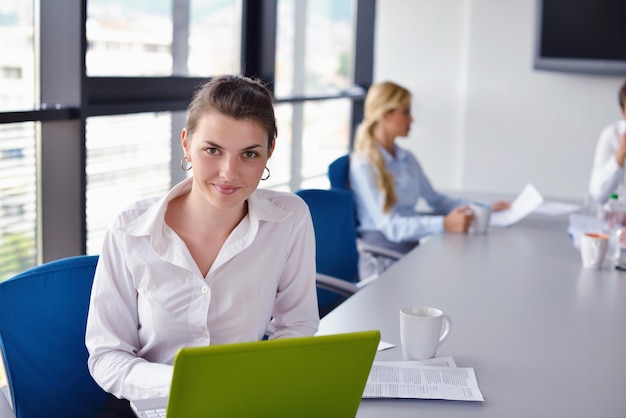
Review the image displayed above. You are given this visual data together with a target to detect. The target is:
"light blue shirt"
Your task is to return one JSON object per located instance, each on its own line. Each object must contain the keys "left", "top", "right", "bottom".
{"left": 349, "top": 144, "right": 466, "bottom": 243}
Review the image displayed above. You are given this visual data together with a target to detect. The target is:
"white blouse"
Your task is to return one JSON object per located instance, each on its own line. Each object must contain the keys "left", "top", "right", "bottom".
{"left": 589, "top": 120, "right": 626, "bottom": 204}
{"left": 85, "top": 178, "right": 319, "bottom": 401}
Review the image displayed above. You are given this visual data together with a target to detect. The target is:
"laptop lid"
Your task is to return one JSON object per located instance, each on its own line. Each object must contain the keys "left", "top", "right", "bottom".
{"left": 133, "top": 330, "right": 380, "bottom": 418}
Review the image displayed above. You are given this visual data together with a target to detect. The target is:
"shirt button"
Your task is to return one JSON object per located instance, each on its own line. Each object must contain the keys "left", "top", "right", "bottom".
{"left": 201, "top": 285, "right": 209, "bottom": 294}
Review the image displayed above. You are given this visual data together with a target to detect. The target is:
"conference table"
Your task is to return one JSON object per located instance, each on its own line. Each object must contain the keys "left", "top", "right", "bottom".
{"left": 318, "top": 213, "right": 626, "bottom": 417}
{"left": 2, "top": 210, "right": 624, "bottom": 418}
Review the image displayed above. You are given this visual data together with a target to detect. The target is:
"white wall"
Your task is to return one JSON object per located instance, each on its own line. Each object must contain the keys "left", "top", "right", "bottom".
{"left": 375, "top": 0, "right": 625, "bottom": 200}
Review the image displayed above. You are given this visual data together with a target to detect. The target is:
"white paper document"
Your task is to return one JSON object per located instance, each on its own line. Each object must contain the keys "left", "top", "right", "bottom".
{"left": 377, "top": 341, "right": 395, "bottom": 351}
{"left": 490, "top": 183, "right": 544, "bottom": 227}
{"left": 533, "top": 201, "right": 581, "bottom": 216}
{"left": 363, "top": 358, "right": 484, "bottom": 402}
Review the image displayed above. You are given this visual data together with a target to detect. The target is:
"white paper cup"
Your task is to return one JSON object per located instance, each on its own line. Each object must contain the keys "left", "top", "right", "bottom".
{"left": 580, "top": 232, "right": 608, "bottom": 269}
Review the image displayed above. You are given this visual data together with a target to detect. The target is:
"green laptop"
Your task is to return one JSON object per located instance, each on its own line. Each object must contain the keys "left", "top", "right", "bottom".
{"left": 131, "top": 330, "right": 380, "bottom": 418}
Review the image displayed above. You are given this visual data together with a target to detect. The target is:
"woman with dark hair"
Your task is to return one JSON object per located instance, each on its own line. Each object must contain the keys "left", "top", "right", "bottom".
{"left": 86, "top": 75, "right": 319, "bottom": 416}
{"left": 588, "top": 79, "right": 626, "bottom": 206}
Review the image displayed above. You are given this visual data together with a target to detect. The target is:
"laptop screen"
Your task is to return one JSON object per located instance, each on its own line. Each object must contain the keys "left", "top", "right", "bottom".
{"left": 132, "top": 330, "right": 380, "bottom": 418}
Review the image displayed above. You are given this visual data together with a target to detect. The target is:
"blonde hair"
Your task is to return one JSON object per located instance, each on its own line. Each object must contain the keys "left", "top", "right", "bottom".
{"left": 354, "top": 81, "right": 412, "bottom": 213}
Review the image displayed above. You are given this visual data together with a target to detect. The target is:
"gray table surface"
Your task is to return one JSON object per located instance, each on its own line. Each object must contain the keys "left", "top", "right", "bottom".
{"left": 2, "top": 211, "right": 622, "bottom": 418}
{"left": 318, "top": 215, "right": 626, "bottom": 418}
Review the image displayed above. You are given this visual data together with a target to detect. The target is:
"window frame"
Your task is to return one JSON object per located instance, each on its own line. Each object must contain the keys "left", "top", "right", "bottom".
{"left": 0, "top": 0, "right": 375, "bottom": 263}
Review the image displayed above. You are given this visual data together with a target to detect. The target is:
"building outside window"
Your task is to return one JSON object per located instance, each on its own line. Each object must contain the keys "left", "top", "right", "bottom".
{"left": 0, "top": 0, "right": 372, "bottom": 393}
{"left": 273, "top": 0, "right": 355, "bottom": 190}
{"left": 2, "top": 0, "right": 364, "bottom": 279}
{"left": 82, "top": 0, "right": 357, "bottom": 251}
{"left": 0, "top": 1, "right": 37, "bottom": 282}
{"left": 0, "top": 0, "right": 369, "bottom": 273}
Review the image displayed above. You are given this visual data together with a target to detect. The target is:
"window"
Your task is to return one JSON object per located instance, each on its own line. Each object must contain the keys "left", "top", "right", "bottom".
{"left": 0, "top": 1, "right": 35, "bottom": 111}
{"left": 188, "top": 0, "right": 241, "bottom": 76}
{"left": 86, "top": 0, "right": 174, "bottom": 77}
{"left": 270, "top": 99, "right": 352, "bottom": 191}
{"left": 86, "top": 0, "right": 241, "bottom": 77}
{"left": 0, "top": 0, "right": 375, "bottom": 270}
{"left": 0, "top": 0, "right": 375, "bottom": 268}
{"left": 85, "top": 113, "right": 174, "bottom": 254}
{"left": 273, "top": 0, "right": 357, "bottom": 189}
{"left": 0, "top": 123, "right": 37, "bottom": 281}
{"left": 275, "top": 0, "right": 355, "bottom": 96}
{"left": 300, "top": 98, "right": 352, "bottom": 187}
{"left": 0, "top": 1, "right": 37, "bottom": 284}
{"left": 1, "top": 67, "right": 22, "bottom": 80}
{"left": 0, "top": 0, "right": 375, "bottom": 395}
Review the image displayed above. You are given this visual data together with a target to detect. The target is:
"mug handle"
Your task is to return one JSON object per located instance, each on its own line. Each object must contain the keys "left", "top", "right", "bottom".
{"left": 439, "top": 314, "right": 452, "bottom": 344}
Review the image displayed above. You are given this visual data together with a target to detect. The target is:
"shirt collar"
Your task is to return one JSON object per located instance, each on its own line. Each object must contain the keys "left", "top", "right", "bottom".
{"left": 210, "top": 190, "right": 292, "bottom": 270}
{"left": 121, "top": 178, "right": 294, "bottom": 272}
{"left": 377, "top": 142, "right": 410, "bottom": 164}
{"left": 122, "top": 178, "right": 292, "bottom": 238}
{"left": 123, "top": 177, "right": 192, "bottom": 237}
{"left": 247, "top": 189, "right": 293, "bottom": 224}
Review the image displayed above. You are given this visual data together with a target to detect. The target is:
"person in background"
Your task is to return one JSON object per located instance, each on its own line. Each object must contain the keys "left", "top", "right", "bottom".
{"left": 86, "top": 75, "right": 319, "bottom": 417}
{"left": 349, "top": 81, "right": 509, "bottom": 278}
{"left": 588, "top": 79, "right": 626, "bottom": 207}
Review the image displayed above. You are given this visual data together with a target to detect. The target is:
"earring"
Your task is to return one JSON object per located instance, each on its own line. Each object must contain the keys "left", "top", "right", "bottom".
{"left": 261, "top": 166, "right": 270, "bottom": 181}
{"left": 180, "top": 156, "right": 192, "bottom": 171}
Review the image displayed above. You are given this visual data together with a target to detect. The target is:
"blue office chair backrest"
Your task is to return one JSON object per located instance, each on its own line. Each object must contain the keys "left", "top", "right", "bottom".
{"left": 328, "top": 154, "right": 350, "bottom": 190}
{"left": 0, "top": 255, "right": 108, "bottom": 418}
{"left": 296, "top": 189, "right": 360, "bottom": 315}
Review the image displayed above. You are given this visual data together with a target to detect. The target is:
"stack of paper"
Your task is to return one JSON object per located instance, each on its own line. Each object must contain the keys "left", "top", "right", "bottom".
{"left": 363, "top": 356, "right": 484, "bottom": 402}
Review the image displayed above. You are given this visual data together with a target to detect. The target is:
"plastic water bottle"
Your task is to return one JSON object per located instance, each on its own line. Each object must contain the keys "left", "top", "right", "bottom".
{"left": 602, "top": 193, "right": 623, "bottom": 265}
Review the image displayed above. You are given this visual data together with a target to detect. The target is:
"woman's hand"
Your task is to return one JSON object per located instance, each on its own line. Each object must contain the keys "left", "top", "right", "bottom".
{"left": 491, "top": 201, "right": 510, "bottom": 211}
{"left": 614, "top": 132, "right": 626, "bottom": 167}
{"left": 444, "top": 206, "right": 474, "bottom": 234}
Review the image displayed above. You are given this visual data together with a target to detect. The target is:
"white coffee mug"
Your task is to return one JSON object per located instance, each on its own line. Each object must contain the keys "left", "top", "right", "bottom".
{"left": 580, "top": 232, "right": 608, "bottom": 269}
{"left": 400, "top": 306, "right": 452, "bottom": 360}
{"left": 469, "top": 202, "right": 492, "bottom": 234}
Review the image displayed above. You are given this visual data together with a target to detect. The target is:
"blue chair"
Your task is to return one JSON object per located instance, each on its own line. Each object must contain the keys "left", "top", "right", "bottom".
{"left": 0, "top": 255, "right": 108, "bottom": 418}
{"left": 295, "top": 189, "right": 361, "bottom": 317}
{"left": 328, "top": 154, "right": 351, "bottom": 190}
{"left": 327, "top": 155, "right": 403, "bottom": 279}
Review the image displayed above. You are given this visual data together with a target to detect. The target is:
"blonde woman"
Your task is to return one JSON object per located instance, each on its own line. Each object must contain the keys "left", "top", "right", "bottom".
{"left": 349, "top": 81, "right": 508, "bottom": 276}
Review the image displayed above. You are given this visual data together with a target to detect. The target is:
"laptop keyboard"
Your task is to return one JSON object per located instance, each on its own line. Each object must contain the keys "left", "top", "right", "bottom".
{"left": 137, "top": 408, "right": 167, "bottom": 417}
